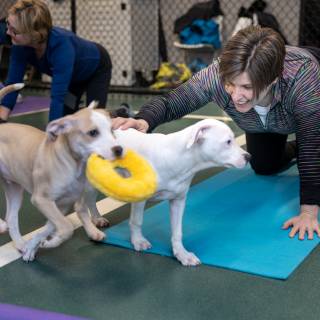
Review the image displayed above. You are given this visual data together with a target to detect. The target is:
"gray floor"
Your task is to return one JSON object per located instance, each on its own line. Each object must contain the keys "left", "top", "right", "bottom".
{"left": 0, "top": 92, "right": 319, "bottom": 320}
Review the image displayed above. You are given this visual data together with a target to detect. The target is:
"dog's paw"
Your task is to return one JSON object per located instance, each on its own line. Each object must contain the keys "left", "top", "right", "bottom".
{"left": 0, "top": 219, "right": 7, "bottom": 233}
{"left": 89, "top": 229, "right": 106, "bottom": 242}
{"left": 40, "top": 235, "right": 63, "bottom": 248}
{"left": 131, "top": 236, "right": 152, "bottom": 251}
{"left": 92, "top": 217, "right": 110, "bottom": 228}
{"left": 174, "top": 249, "right": 201, "bottom": 266}
{"left": 21, "top": 247, "right": 37, "bottom": 262}
{"left": 41, "top": 228, "right": 73, "bottom": 248}
{"left": 22, "top": 250, "right": 37, "bottom": 262}
{"left": 20, "top": 236, "right": 43, "bottom": 262}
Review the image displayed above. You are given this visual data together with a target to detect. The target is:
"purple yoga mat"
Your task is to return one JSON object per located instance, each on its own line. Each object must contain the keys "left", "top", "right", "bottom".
{"left": 0, "top": 82, "right": 49, "bottom": 116}
{"left": 11, "top": 96, "right": 50, "bottom": 116}
{"left": 0, "top": 303, "right": 89, "bottom": 320}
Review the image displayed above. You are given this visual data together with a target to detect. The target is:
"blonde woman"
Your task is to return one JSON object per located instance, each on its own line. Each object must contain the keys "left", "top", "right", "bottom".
{"left": 0, "top": 0, "right": 112, "bottom": 122}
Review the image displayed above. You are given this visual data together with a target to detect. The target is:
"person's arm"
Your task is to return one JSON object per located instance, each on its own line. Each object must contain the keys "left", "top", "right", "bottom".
{"left": 113, "top": 62, "right": 227, "bottom": 132}
{"left": 137, "top": 62, "right": 226, "bottom": 131}
{"left": 282, "top": 60, "right": 320, "bottom": 239}
{"left": 48, "top": 40, "right": 75, "bottom": 121}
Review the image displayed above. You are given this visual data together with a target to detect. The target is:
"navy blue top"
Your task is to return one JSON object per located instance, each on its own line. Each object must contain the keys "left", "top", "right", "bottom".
{"left": 2, "top": 27, "right": 100, "bottom": 120}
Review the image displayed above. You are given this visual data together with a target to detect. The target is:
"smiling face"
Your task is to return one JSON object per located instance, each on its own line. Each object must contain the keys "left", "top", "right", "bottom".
{"left": 219, "top": 26, "right": 286, "bottom": 113}
{"left": 224, "top": 72, "right": 273, "bottom": 113}
{"left": 225, "top": 72, "right": 254, "bottom": 113}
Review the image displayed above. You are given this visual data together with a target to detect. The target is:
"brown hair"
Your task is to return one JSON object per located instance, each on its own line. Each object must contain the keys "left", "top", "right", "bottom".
{"left": 219, "top": 26, "right": 285, "bottom": 99}
{"left": 8, "top": 0, "right": 52, "bottom": 44}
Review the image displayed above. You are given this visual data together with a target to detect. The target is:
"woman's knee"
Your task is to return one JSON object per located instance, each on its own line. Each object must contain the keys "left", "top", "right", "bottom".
{"left": 250, "top": 161, "right": 281, "bottom": 175}
{"left": 250, "top": 155, "right": 294, "bottom": 175}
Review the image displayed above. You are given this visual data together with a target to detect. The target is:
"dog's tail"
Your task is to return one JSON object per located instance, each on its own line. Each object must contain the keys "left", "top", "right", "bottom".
{"left": 0, "top": 83, "right": 24, "bottom": 100}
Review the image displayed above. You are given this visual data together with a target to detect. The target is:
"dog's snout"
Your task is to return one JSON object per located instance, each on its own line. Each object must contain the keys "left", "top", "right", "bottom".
{"left": 244, "top": 153, "right": 251, "bottom": 163}
{"left": 112, "top": 145, "right": 123, "bottom": 158}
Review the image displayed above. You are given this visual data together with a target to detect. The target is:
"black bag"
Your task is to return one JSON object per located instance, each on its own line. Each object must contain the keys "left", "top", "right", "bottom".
{"left": 237, "top": 0, "right": 289, "bottom": 44}
{"left": 174, "top": 0, "right": 223, "bottom": 34}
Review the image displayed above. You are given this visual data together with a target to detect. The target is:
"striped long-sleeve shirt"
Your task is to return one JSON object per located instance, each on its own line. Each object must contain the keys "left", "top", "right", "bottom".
{"left": 135, "top": 46, "right": 320, "bottom": 205}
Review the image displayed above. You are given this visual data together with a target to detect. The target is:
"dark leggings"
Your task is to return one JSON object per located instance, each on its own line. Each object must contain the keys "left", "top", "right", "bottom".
{"left": 64, "top": 43, "right": 112, "bottom": 115}
{"left": 245, "top": 132, "right": 296, "bottom": 175}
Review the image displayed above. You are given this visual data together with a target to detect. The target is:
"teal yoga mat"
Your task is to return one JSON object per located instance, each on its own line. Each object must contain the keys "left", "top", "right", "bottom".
{"left": 102, "top": 166, "right": 319, "bottom": 279}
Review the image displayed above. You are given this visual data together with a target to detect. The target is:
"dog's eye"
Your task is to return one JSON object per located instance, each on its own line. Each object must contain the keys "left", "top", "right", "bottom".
{"left": 227, "top": 139, "right": 232, "bottom": 145}
{"left": 88, "top": 129, "right": 100, "bottom": 138}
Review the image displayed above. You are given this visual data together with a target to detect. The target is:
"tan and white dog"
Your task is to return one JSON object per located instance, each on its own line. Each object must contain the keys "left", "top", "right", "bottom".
{"left": 113, "top": 119, "right": 250, "bottom": 266}
{"left": 0, "top": 84, "right": 122, "bottom": 261}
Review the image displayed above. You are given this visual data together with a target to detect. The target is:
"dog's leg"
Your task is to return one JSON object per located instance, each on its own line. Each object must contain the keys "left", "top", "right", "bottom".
{"left": 129, "top": 201, "right": 152, "bottom": 251}
{"left": 170, "top": 196, "right": 201, "bottom": 266}
{"left": 0, "top": 200, "right": 7, "bottom": 233}
{"left": 22, "top": 221, "right": 55, "bottom": 262}
{"left": 31, "top": 194, "right": 74, "bottom": 248}
{"left": 84, "top": 186, "right": 110, "bottom": 228}
{"left": 2, "top": 180, "right": 25, "bottom": 250}
{"left": 0, "top": 177, "right": 6, "bottom": 232}
{"left": 74, "top": 196, "right": 106, "bottom": 241}
{"left": 0, "top": 176, "right": 9, "bottom": 233}
{"left": 0, "top": 218, "right": 6, "bottom": 233}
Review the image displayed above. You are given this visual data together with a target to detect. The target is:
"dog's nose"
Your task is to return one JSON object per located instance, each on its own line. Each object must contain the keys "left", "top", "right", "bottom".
{"left": 244, "top": 153, "right": 251, "bottom": 163}
{"left": 112, "top": 145, "right": 123, "bottom": 158}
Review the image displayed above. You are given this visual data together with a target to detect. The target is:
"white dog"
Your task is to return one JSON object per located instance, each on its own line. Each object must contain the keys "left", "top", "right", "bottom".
{"left": 113, "top": 119, "right": 250, "bottom": 266}
{"left": 0, "top": 84, "right": 123, "bottom": 261}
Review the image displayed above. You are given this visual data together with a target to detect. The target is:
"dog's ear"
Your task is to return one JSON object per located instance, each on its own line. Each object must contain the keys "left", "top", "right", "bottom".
{"left": 186, "top": 125, "right": 211, "bottom": 149}
{"left": 88, "top": 101, "right": 99, "bottom": 109}
{"left": 46, "top": 116, "right": 76, "bottom": 141}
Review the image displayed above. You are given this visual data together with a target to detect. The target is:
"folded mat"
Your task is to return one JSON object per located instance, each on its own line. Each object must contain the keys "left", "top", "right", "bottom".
{"left": 102, "top": 165, "right": 319, "bottom": 279}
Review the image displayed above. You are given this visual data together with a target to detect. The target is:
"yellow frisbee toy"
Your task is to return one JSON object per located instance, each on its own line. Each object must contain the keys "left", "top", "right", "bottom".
{"left": 86, "top": 149, "right": 157, "bottom": 203}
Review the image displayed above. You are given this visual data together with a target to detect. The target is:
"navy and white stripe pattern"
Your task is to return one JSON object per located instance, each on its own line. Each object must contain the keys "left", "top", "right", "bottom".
{"left": 136, "top": 46, "right": 320, "bottom": 205}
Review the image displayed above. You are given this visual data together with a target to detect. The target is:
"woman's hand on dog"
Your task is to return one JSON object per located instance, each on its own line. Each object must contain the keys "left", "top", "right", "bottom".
{"left": 112, "top": 117, "right": 149, "bottom": 133}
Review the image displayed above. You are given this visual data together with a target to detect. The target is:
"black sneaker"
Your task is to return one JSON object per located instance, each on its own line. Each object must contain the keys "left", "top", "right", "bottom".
{"left": 0, "top": 119, "right": 7, "bottom": 124}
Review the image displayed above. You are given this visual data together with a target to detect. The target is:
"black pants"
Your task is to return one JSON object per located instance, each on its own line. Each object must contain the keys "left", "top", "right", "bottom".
{"left": 247, "top": 46, "right": 320, "bottom": 175}
{"left": 63, "top": 43, "right": 112, "bottom": 116}
{"left": 246, "top": 132, "right": 297, "bottom": 175}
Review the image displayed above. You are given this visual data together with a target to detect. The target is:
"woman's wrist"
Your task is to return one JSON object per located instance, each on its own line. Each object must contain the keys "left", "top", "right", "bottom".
{"left": 137, "top": 119, "right": 149, "bottom": 131}
{"left": 300, "top": 204, "right": 319, "bottom": 217}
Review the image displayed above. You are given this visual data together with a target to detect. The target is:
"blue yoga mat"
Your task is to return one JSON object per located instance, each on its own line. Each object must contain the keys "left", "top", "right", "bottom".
{"left": 102, "top": 166, "right": 319, "bottom": 279}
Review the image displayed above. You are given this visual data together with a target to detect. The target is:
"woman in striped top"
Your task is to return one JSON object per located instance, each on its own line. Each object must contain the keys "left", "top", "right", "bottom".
{"left": 113, "top": 26, "right": 320, "bottom": 241}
